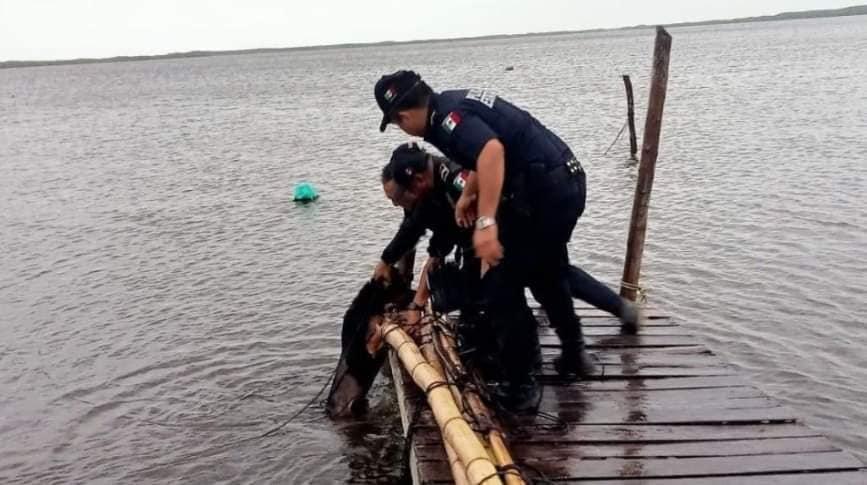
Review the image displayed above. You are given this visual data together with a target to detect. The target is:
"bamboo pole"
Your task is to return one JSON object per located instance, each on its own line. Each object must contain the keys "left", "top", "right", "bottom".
{"left": 418, "top": 324, "right": 471, "bottom": 485}
{"left": 382, "top": 318, "right": 502, "bottom": 485}
{"left": 620, "top": 26, "right": 672, "bottom": 301}
{"left": 623, "top": 74, "right": 638, "bottom": 160}
{"left": 435, "top": 329, "right": 524, "bottom": 485}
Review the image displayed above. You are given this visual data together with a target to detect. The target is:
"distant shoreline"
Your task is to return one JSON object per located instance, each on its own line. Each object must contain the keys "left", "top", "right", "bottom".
{"left": 2, "top": 5, "right": 865, "bottom": 69}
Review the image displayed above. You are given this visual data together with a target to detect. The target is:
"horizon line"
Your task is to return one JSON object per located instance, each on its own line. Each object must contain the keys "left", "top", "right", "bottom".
{"left": 2, "top": 4, "right": 865, "bottom": 68}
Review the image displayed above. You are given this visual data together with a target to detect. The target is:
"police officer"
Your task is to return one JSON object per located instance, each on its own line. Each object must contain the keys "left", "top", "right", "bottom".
{"left": 372, "top": 141, "right": 477, "bottom": 326}
{"left": 374, "top": 70, "right": 600, "bottom": 386}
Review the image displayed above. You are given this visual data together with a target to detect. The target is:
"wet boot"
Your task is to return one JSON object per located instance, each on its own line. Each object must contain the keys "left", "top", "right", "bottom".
{"left": 619, "top": 299, "right": 642, "bottom": 335}
{"left": 504, "top": 375, "right": 542, "bottom": 415}
{"left": 491, "top": 309, "right": 543, "bottom": 414}
{"left": 553, "top": 327, "right": 597, "bottom": 380}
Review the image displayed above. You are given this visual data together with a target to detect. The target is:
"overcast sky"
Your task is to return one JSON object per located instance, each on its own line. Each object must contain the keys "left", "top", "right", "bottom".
{"left": 0, "top": 0, "right": 860, "bottom": 61}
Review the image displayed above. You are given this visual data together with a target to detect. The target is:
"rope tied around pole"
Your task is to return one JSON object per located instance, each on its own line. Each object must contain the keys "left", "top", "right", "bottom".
{"left": 620, "top": 280, "right": 648, "bottom": 303}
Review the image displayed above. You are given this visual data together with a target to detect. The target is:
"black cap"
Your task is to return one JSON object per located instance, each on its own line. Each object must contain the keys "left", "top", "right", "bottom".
{"left": 375, "top": 70, "right": 422, "bottom": 132}
{"left": 388, "top": 141, "right": 429, "bottom": 186}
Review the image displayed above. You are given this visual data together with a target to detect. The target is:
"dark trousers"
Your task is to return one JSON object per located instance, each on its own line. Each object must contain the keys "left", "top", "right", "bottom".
{"left": 481, "top": 165, "right": 587, "bottom": 382}
{"left": 568, "top": 266, "right": 624, "bottom": 318}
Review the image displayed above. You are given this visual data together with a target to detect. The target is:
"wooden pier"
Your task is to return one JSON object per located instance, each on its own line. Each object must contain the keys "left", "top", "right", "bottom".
{"left": 389, "top": 307, "right": 867, "bottom": 484}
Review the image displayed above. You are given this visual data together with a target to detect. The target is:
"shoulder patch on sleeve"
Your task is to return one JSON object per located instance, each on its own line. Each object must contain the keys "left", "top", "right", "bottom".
{"left": 453, "top": 170, "right": 469, "bottom": 191}
{"left": 441, "top": 111, "right": 461, "bottom": 134}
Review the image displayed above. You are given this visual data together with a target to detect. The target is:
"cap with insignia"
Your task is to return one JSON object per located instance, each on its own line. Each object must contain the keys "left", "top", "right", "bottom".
{"left": 388, "top": 141, "right": 429, "bottom": 186}
{"left": 375, "top": 70, "right": 423, "bottom": 132}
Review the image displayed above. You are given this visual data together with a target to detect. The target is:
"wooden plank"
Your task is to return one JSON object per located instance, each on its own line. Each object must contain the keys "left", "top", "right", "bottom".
{"left": 541, "top": 375, "right": 752, "bottom": 391}
{"left": 414, "top": 423, "right": 823, "bottom": 445}
{"left": 566, "top": 326, "right": 692, "bottom": 336}
{"left": 536, "top": 312, "right": 672, "bottom": 321}
{"left": 540, "top": 348, "right": 726, "bottom": 367}
{"left": 531, "top": 305, "right": 667, "bottom": 317}
{"left": 577, "top": 471, "right": 867, "bottom": 484}
{"left": 541, "top": 334, "right": 700, "bottom": 348}
{"left": 413, "top": 402, "right": 798, "bottom": 428}
{"left": 417, "top": 451, "right": 864, "bottom": 481}
{"left": 538, "top": 364, "right": 735, "bottom": 379}
{"left": 534, "top": 386, "right": 766, "bottom": 408}
{"left": 416, "top": 436, "right": 841, "bottom": 460}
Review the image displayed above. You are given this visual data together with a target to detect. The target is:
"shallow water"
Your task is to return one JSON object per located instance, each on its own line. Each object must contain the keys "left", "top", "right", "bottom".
{"left": 1, "top": 15, "right": 866, "bottom": 483}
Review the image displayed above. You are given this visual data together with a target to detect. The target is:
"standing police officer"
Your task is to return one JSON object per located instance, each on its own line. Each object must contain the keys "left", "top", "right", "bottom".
{"left": 374, "top": 71, "right": 599, "bottom": 389}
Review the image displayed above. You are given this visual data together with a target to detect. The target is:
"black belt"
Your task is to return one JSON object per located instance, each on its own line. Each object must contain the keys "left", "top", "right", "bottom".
{"left": 546, "top": 158, "right": 584, "bottom": 177}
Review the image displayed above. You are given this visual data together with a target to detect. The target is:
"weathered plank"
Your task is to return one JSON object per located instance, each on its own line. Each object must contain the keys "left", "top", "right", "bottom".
{"left": 573, "top": 326, "right": 691, "bottom": 335}
{"left": 396, "top": 309, "right": 866, "bottom": 484}
{"left": 416, "top": 436, "right": 841, "bottom": 460}
{"left": 412, "top": 423, "right": 824, "bottom": 446}
{"left": 541, "top": 334, "right": 701, "bottom": 348}
{"left": 417, "top": 451, "right": 864, "bottom": 481}
{"left": 543, "top": 375, "right": 752, "bottom": 391}
{"left": 540, "top": 348, "right": 726, "bottom": 367}
{"left": 577, "top": 471, "right": 867, "bottom": 484}
{"left": 533, "top": 386, "right": 766, "bottom": 408}
{"left": 412, "top": 402, "right": 798, "bottom": 429}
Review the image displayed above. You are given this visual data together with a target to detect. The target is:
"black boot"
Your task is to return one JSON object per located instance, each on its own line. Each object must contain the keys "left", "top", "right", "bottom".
{"left": 619, "top": 298, "right": 642, "bottom": 335}
{"left": 554, "top": 327, "right": 597, "bottom": 379}
{"left": 506, "top": 376, "right": 542, "bottom": 414}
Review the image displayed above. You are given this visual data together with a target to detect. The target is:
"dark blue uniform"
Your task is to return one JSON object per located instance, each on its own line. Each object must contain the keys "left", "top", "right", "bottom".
{"left": 380, "top": 156, "right": 472, "bottom": 266}
{"left": 423, "top": 89, "right": 590, "bottom": 382}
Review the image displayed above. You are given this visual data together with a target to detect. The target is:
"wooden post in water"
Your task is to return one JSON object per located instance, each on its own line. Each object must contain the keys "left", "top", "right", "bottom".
{"left": 622, "top": 75, "right": 638, "bottom": 160}
{"left": 620, "top": 27, "right": 672, "bottom": 302}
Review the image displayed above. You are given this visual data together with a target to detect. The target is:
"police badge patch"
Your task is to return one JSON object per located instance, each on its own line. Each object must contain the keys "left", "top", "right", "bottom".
{"left": 442, "top": 112, "right": 461, "bottom": 134}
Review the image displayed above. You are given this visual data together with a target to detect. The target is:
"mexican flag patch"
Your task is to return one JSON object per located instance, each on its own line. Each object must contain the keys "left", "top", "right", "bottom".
{"left": 453, "top": 171, "right": 469, "bottom": 191}
{"left": 442, "top": 111, "right": 461, "bottom": 134}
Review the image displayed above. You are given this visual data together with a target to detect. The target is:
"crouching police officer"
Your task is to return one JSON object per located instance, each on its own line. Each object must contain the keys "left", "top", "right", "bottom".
{"left": 374, "top": 71, "right": 599, "bottom": 396}
{"left": 372, "top": 143, "right": 534, "bottom": 399}
{"left": 372, "top": 141, "right": 478, "bottom": 324}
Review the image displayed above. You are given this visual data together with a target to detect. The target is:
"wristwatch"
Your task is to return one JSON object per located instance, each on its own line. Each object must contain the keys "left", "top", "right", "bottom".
{"left": 475, "top": 216, "right": 496, "bottom": 230}
{"left": 407, "top": 302, "right": 425, "bottom": 311}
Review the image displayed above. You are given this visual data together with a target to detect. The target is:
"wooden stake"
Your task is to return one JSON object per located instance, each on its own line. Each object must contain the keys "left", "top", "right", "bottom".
{"left": 623, "top": 74, "right": 638, "bottom": 160}
{"left": 620, "top": 26, "right": 672, "bottom": 301}
{"left": 381, "top": 318, "right": 502, "bottom": 485}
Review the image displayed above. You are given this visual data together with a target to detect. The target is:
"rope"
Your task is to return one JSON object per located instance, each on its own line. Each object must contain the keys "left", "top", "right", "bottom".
{"left": 620, "top": 279, "right": 648, "bottom": 303}
{"left": 603, "top": 120, "right": 628, "bottom": 156}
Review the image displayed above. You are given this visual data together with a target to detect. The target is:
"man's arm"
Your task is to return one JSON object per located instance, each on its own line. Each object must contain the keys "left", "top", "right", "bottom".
{"left": 455, "top": 172, "right": 478, "bottom": 228}
{"left": 475, "top": 139, "right": 504, "bottom": 221}
{"left": 374, "top": 212, "right": 426, "bottom": 281}
{"left": 472, "top": 139, "right": 505, "bottom": 265}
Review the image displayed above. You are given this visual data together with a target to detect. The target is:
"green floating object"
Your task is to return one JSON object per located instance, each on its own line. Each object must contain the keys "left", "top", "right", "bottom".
{"left": 293, "top": 182, "right": 319, "bottom": 203}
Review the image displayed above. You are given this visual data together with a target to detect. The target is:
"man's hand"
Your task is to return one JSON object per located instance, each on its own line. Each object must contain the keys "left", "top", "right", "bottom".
{"left": 372, "top": 260, "right": 392, "bottom": 283}
{"left": 455, "top": 192, "right": 477, "bottom": 228}
{"left": 474, "top": 225, "right": 503, "bottom": 266}
{"left": 400, "top": 308, "right": 423, "bottom": 339}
